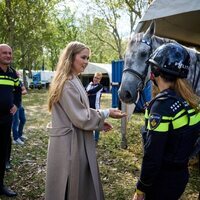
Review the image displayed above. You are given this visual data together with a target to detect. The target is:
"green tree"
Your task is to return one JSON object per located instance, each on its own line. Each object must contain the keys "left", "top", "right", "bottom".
{"left": 0, "top": 0, "right": 62, "bottom": 71}
{"left": 87, "top": 0, "right": 125, "bottom": 59}
{"left": 75, "top": 0, "right": 147, "bottom": 60}
{"left": 77, "top": 16, "right": 120, "bottom": 62}
{"left": 123, "top": 0, "right": 147, "bottom": 32}
{"left": 0, "top": 0, "right": 148, "bottom": 71}
{"left": 43, "top": 6, "right": 78, "bottom": 70}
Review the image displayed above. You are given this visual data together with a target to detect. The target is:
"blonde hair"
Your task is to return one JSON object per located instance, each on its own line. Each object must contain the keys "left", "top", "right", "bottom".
{"left": 174, "top": 79, "right": 199, "bottom": 111}
{"left": 94, "top": 72, "right": 102, "bottom": 80}
{"left": 48, "top": 41, "right": 90, "bottom": 111}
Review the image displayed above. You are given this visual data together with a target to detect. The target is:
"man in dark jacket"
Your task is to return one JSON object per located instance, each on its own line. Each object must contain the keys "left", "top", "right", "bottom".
{"left": 0, "top": 44, "right": 20, "bottom": 197}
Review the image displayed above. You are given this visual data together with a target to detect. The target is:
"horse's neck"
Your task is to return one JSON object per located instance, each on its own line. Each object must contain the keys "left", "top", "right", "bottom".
{"left": 186, "top": 48, "right": 200, "bottom": 96}
{"left": 151, "top": 35, "right": 200, "bottom": 96}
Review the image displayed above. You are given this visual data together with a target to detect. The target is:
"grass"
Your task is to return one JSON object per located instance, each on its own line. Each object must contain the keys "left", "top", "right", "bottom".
{"left": 1, "top": 90, "right": 199, "bottom": 200}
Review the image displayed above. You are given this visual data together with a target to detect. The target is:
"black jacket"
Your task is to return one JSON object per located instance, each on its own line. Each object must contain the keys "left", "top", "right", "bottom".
{"left": 0, "top": 66, "right": 21, "bottom": 121}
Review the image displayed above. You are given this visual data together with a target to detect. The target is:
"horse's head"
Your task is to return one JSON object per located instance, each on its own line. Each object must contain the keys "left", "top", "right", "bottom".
{"left": 118, "top": 21, "right": 155, "bottom": 104}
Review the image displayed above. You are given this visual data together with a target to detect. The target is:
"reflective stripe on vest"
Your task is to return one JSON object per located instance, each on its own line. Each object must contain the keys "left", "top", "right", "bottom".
{"left": 147, "top": 120, "right": 170, "bottom": 132}
{"left": 0, "top": 79, "right": 15, "bottom": 86}
{"left": 147, "top": 108, "right": 200, "bottom": 132}
{"left": 172, "top": 108, "right": 200, "bottom": 129}
{"left": 0, "top": 75, "right": 19, "bottom": 86}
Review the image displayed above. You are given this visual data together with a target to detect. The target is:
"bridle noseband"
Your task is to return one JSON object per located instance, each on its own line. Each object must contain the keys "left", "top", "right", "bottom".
{"left": 122, "top": 39, "right": 152, "bottom": 91}
{"left": 123, "top": 68, "right": 146, "bottom": 84}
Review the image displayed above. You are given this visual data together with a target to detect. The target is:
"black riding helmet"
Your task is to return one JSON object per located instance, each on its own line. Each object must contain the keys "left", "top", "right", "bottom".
{"left": 148, "top": 43, "right": 190, "bottom": 78}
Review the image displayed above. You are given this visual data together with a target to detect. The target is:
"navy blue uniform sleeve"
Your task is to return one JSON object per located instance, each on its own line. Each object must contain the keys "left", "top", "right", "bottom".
{"left": 136, "top": 99, "right": 174, "bottom": 193}
{"left": 87, "top": 84, "right": 103, "bottom": 95}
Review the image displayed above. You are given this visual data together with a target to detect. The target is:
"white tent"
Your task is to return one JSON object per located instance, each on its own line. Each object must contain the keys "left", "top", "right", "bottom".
{"left": 82, "top": 62, "right": 112, "bottom": 83}
{"left": 135, "top": 0, "right": 200, "bottom": 48}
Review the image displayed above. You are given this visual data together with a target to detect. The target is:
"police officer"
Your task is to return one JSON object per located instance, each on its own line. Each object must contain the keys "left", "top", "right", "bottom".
{"left": 133, "top": 43, "right": 200, "bottom": 200}
{"left": 0, "top": 44, "right": 20, "bottom": 197}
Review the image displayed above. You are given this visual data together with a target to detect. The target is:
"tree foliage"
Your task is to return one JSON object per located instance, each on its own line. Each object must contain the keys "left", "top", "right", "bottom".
{"left": 1, "top": 1, "right": 55, "bottom": 69}
{"left": 77, "top": 16, "right": 120, "bottom": 62}
{"left": 0, "top": 0, "right": 78, "bottom": 70}
{"left": 0, "top": 0, "right": 147, "bottom": 70}
{"left": 75, "top": 0, "right": 147, "bottom": 60}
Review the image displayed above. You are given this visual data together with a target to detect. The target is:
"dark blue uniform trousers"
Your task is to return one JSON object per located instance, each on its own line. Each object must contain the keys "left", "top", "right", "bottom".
{"left": 0, "top": 117, "right": 12, "bottom": 187}
{"left": 145, "top": 168, "right": 189, "bottom": 200}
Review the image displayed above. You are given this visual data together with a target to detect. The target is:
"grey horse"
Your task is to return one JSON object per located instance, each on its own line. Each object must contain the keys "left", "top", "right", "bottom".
{"left": 118, "top": 21, "right": 200, "bottom": 104}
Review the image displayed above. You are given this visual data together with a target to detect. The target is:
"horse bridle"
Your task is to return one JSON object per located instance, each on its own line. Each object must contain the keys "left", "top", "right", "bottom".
{"left": 122, "top": 39, "right": 152, "bottom": 92}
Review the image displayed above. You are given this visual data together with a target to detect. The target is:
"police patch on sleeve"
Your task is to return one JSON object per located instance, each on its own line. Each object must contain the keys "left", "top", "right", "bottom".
{"left": 149, "top": 114, "right": 162, "bottom": 130}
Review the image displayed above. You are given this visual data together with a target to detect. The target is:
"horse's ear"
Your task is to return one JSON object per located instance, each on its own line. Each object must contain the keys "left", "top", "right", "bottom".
{"left": 143, "top": 20, "right": 156, "bottom": 41}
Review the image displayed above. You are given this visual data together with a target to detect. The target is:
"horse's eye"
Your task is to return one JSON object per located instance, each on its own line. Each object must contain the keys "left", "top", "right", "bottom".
{"left": 140, "top": 51, "right": 147, "bottom": 58}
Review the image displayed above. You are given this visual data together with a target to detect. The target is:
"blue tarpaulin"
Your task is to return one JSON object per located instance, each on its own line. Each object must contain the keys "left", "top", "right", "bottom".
{"left": 111, "top": 60, "right": 152, "bottom": 112}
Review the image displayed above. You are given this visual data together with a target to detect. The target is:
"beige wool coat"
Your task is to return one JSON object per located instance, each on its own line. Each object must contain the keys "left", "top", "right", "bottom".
{"left": 45, "top": 75, "right": 106, "bottom": 200}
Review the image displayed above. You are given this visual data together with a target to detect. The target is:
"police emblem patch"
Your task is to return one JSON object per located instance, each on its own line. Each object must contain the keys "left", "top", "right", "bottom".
{"left": 149, "top": 114, "right": 161, "bottom": 130}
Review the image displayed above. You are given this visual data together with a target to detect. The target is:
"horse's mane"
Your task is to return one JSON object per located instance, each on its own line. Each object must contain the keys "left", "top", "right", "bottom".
{"left": 130, "top": 32, "right": 175, "bottom": 43}
{"left": 130, "top": 32, "right": 144, "bottom": 42}
{"left": 151, "top": 35, "right": 176, "bottom": 50}
{"left": 130, "top": 32, "right": 200, "bottom": 58}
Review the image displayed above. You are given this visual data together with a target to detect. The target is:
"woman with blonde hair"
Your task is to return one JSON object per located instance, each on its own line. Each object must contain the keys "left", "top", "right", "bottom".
{"left": 133, "top": 43, "right": 200, "bottom": 200}
{"left": 45, "top": 41, "right": 126, "bottom": 200}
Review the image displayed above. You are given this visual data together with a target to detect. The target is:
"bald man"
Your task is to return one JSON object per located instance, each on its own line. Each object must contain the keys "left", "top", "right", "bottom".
{"left": 0, "top": 44, "right": 20, "bottom": 197}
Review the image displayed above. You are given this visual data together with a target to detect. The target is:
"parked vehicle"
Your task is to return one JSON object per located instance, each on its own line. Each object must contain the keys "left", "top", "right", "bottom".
{"left": 29, "top": 71, "right": 54, "bottom": 89}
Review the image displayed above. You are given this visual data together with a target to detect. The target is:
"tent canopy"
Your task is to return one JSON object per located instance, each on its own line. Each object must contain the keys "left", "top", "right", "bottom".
{"left": 135, "top": 0, "right": 200, "bottom": 48}
{"left": 82, "top": 62, "right": 112, "bottom": 82}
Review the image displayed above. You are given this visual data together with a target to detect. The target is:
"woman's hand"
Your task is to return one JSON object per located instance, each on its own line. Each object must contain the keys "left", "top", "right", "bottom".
{"left": 109, "top": 108, "right": 127, "bottom": 119}
{"left": 132, "top": 193, "right": 145, "bottom": 200}
{"left": 102, "top": 121, "right": 113, "bottom": 132}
